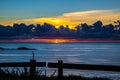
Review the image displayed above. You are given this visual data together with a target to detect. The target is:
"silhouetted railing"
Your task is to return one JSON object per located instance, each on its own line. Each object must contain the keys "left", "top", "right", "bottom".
{"left": 0, "top": 60, "right": 120, "bottom": 80}
{"left": 48, "top": 60, "right": 120, "bottom": 80}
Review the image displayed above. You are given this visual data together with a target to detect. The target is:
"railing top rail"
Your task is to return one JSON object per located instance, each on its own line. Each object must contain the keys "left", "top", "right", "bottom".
{"left": 48, "top": 62, "right": 120, "bottom": 72}
{"left": 0, "top": 62, "right": 46, "bottom": 67}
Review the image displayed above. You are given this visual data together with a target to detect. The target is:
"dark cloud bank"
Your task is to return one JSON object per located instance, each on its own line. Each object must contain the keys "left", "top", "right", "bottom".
{"left": 0, "top": 20, "right": 120, "bottom": 40}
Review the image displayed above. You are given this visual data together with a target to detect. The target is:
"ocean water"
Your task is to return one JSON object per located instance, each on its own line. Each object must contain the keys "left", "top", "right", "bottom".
{"left": 0, "top": 42, "right": 120, "bottom": 79}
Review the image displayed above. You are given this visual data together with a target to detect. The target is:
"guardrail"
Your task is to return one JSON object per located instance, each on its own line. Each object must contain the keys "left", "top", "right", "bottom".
{"left": 48, "top": 60, "right": 120, "bottom": 80}
{"left": 0, "top": 60, "right": 120, "bottom": 80}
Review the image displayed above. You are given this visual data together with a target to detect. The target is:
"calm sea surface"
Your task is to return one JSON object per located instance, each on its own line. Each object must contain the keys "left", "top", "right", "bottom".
{"left": 0, "top": 42, "right": 120, "bottom": 79}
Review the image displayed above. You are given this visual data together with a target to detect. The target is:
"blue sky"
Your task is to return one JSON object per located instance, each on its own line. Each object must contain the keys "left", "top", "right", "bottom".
{"left": 0, "top": 0, "right": 120, "bottom": 28}
{"left": 0, "top": 0, "right": 120, "bottom": 18}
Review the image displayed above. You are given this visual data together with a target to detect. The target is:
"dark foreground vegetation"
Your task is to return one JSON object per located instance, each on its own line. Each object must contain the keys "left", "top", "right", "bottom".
{"left": 0, "top": 68, "right": 110, "bottom": 80}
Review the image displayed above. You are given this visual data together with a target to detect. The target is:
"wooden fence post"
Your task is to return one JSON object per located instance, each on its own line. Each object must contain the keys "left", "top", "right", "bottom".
{"left": 30, "top": 59, "right": 36, "bottom": 79}
{"left": 58, "top": 60, "right": 63, "bottom": 80}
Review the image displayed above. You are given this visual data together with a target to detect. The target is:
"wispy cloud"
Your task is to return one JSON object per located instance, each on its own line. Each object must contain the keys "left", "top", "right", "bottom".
{"left": 62, "top": 10, "right": 113, "bottom": 17}
{"left": 0, "top": 9, "right": 120, "bottom": 29}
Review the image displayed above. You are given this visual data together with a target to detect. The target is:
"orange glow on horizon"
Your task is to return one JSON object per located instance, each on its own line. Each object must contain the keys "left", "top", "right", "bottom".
{"left": 29, "top": 39, "right": 77, "bottom": 43}
{"left": 0, "top": 39, "right": 78, "bottom": 43}
{"left": 0, "top": 38, "right": 120, "bottom": 43}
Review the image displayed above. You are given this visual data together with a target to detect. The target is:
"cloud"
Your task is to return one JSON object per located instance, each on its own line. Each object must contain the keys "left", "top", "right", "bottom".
{"left": 62, "top": 10, "right": 113, "bottom": 17}
{"left": 0, "top": 9, "right": 120, "bottom": 29}
{"left": 60, "top": 10, "right": 120, "bottom": 23}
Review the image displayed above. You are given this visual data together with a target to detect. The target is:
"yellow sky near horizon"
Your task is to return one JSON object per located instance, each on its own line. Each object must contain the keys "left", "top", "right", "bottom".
{"left": 0, "top": 10, "right": 120, "bottom": 29}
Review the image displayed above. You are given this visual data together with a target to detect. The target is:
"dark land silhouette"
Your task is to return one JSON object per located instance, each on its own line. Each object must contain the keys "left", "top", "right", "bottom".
{"left": 0, "top": 20, "right": 120, "bottom": 40}
{"left": 0, "top": 47, "right": 35, "bottom": 50}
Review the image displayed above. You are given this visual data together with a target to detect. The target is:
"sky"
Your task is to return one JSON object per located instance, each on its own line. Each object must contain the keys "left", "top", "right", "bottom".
{"left": 0, "top": 0, "right": 120, "bottom": 29}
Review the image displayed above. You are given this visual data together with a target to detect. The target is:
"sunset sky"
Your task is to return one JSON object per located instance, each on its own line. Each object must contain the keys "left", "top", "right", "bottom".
{"left": 0, "top": 0, "right": 120, "bottom": 29}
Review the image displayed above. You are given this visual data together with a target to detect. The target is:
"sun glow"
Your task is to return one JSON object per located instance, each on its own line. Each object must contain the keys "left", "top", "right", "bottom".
{"left": 53, "top": 39, "right": 70, "bottom": 43}
{"left": 54, "top": 20, "right": 61, "bottom": 23}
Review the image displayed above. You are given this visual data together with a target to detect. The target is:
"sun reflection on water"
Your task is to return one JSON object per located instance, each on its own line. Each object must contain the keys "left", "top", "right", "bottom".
{"left": 40, "top": 39, "right": 76, "bottom": 43}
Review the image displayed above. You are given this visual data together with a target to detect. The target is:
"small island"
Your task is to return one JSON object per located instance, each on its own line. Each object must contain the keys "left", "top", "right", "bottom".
{"left": 0, "top": 47, "right": 36, "bottom": 50}
{"left": 0, "top": 47, "right": 4, "bottom": 50}
{"left": 17, "top": 47, "right": 35, "bottom": 50}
